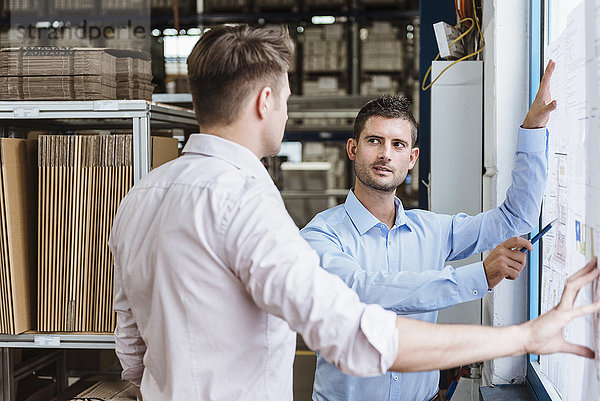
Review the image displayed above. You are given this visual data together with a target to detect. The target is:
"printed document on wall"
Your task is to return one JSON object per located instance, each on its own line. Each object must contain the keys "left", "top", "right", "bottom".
{"left": 540, "top": 1, "right": 600, "bottom": 400}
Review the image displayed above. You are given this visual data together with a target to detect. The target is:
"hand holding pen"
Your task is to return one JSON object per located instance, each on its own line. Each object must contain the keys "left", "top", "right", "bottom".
{"left": 520, "top": 218, "right": 557, "bottom": 253}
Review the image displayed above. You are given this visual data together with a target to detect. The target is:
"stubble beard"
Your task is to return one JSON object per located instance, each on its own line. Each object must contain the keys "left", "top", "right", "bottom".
{"left": 354, "top": 161, "right": 407, "bottom": 193}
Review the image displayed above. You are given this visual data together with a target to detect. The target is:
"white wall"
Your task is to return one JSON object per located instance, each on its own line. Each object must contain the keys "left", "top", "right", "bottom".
{"left": 481, "top": 0, "right": 531, "bottom": 386}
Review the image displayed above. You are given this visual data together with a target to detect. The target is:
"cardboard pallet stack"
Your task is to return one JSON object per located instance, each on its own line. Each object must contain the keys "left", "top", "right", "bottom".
{"left": 74, "top": 376, "right": 137, "bottom": 401}
{"left": 360, "top": 22, "right": 404, "bottom": 95}
{"left": 302, "top": 25, "right": 347, "bottom": 96}
{"left": 361, "top": 22, "right": 404, "bottom": 71}
{"left": 102, "top": 0, "right": 148, "bottom": 12}
{"left": 116, "top": 55, "right": 154, "bottom": 101}
{"left": 2, "top": 0, "right": 40, "bottom": 13}
{"left": 0, "top": 48, "right": 117, "bottom": 100}
{"left": 303, "top": 25, "right": 347, "bottom": 73}
{"left": 204, "top": 0, "right": 245, "bottom": 12}
{"left": 0, "top": 48, "right": 153, "bottom": 101}
{"left": 37, "top": 134, "right": 133, "bottom": 332}
{"left": 51, "top": 0, "right": 95, "bottom": 12}
{"left": 0, "top": 139, "right": 37, "bottom": 335}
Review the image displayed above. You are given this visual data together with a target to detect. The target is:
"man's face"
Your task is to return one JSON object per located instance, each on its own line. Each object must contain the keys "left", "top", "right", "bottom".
{"left": 347, "top": 116, "right": 419, "bottom": 193}
{"left": 264, "top": 73, "right": 291, "bottom": 156}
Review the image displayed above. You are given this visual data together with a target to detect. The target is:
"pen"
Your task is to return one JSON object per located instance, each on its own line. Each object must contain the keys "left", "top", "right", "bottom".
{"left": 521, "top": 218, "right": 557, "bottom": 253}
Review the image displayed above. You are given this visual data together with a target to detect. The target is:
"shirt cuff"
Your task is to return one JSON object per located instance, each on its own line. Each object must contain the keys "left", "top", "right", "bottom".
{"left": 360, "top": 305, "right": 399, "bottom": 374}
{"left": 516, "top": 127, "right": 547, "bottom": 153}
{"left": 455, "top": 261, "right": 489, "bottom": 299}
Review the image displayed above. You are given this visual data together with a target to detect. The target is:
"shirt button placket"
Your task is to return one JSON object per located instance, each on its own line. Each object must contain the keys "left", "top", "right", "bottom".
{"left": 390, "top": 373, "right": 401, "bottom": 400}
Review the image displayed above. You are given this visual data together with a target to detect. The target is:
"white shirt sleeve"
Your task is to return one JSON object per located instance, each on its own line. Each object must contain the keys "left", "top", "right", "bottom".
{"left": 112, "top": 244, "right": 147, "bottom": 386}
{"left": 221, "top": 182, "right": 399, "bottom": 377}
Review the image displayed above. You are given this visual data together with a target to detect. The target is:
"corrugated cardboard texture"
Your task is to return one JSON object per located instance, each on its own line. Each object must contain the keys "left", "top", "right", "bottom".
{"left": 36, "top": 133, "right": 177, "bottom": 333}
{"left": 151, "top": 136, "right": 178, "bottom": 169}
{"left": 0, "top": 139, "right": 37, "bottom": 334}
{"left": 0, "top": 48, "right": 153, "bottom": 100}
{"left": 38, "top": 135, "right": 133, "bottom": 332}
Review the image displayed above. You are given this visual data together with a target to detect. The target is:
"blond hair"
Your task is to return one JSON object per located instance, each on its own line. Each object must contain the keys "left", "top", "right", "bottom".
{"left": 187, "top": 25, "right": 294, "bottom": 128}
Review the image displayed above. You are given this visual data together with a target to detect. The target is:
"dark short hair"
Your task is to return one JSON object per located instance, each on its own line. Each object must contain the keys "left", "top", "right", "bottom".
{"left": 353, "top": 95, "right": 418, "bottom": 146}
{"left": 187, "top": 25, "right": 294, "bottom": 128}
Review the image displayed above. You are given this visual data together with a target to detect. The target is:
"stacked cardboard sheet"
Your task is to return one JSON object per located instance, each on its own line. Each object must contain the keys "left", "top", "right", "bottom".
{"left": 361, "top": 22, "right": 404, "bottom": 72}
{"left": 116, "top": 56, "right": 153, "bottom": 101}
{"left": 0, "top": 48, "right": 117, "bottom": 100}
{"left": 51, "top": 0, "right": 95, "bottom": 11}
{"left": 75, "top": 376, "right": 137, "bottom": 400}
{"left": 38, "top": 134, "right": 133, "bottom": 332}
{"left": 0, "top": 139, "right": 37, "bottom": 335}
{"left": 0, "top": 48, "right": 154, "bottom": 100}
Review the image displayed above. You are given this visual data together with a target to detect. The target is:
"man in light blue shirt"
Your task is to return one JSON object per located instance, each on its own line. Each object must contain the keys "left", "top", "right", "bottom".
{"left": 300, "top": 61, "right": 557, "bottom": 401}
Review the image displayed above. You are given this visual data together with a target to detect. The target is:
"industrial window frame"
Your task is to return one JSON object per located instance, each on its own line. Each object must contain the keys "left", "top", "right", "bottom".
{"left": 526, "top": 1, "right": 561, "bottom": 400}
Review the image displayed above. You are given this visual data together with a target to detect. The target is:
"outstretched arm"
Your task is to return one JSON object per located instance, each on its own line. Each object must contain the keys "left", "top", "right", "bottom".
{"left": 390, "top": 258, "right": 599, "bottom": 372}
{"left": 446, "top": 60, "right": 557, "bottom": 261}
{"left": 227, "top": 180, "right": 597, "bottom": 376}
{"left": 301, "top": 223, "right": 490, "bottom": 314}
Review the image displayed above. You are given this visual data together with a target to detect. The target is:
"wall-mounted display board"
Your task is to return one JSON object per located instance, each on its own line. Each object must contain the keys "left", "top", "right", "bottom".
{"left": 538, "top": 0, "right": 600, "bottom": 399}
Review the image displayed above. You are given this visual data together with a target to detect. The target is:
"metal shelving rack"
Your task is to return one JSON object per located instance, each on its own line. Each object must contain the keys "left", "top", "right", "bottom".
{"left": 0, "top": 100, "right": 198, "bottom": 184}
{"left": 0, "top": 100, "right": 198, "bottom": 401}
{"left": 152, "top": 93, "right": 371, "bottom": 140}
{"left": 0, "top": 333, "right": 116, "bottom": 350}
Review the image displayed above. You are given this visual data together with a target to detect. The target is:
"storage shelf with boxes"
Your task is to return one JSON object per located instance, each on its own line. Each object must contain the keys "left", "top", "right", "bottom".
{"left": 359, "top": 21, "right": 411, "bottom": 96}
{"left": 301, "top": 23, "right": 348, "bottom": 96}
{"left": 0, "top": 100, "right": 197, "bottom": 341}
{"left": 0, "top": 99, "right": 196, "bottom": 401}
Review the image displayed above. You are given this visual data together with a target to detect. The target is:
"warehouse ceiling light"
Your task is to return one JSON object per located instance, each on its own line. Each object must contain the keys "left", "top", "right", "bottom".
{"left": 188, "top": 28, "right": 202, "bottom": 35}
{"left": 311, "top": 16, "right": 335, "bottom": 25}
{"left": 163, "top": 28, "right": 178, "bottom": 36}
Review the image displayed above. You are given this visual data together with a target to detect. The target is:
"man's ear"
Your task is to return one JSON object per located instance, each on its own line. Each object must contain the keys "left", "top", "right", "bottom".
{"left": 257, "top": 86, "right": 272, "bottom": 119}
{"left": 408, "top": 147, "right": 419, "bottom": 170}
{"left": 347, "top": 138, "right": 358, "bottom": 161}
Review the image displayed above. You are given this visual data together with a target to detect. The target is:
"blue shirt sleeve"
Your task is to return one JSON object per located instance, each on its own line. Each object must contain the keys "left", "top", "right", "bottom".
{"left": 445, "top": 127, "right": 548, "bottom": 261}
{"left": 301, "top": 223, "right": 489, "bottom": 315}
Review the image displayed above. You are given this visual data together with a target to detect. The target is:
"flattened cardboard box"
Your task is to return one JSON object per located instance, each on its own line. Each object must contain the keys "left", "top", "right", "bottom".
{"left": 0, "top": 139, "right": 37, "bottom": 334}
{"left": 151, "top": 136, "right": 179, "bottom": 169}
{"left": 37, "top": 134, "right": 176, "bottom": 332}
{"left": 0, "top": 48, "right": 117, "bottom": 77}
{"left": 0, "top": 48, "right": 153, "bottom": 100}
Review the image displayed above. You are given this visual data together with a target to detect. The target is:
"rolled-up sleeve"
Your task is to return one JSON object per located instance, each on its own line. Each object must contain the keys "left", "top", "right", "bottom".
{"left": 222, "top": 183, "right": 399, "bottom": 377}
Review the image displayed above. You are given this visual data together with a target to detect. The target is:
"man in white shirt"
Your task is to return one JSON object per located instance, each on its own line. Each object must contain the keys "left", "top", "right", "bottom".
{"left": 109, "top": 24, "right": 600, "bottom": 401}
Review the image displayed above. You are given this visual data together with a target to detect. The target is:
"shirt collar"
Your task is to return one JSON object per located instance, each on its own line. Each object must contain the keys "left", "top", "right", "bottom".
{"left": 344, "top": 189, "right": 411, "bottom": 235}
{"left": 182, "top": 134, "right": 272, "bottom": 182}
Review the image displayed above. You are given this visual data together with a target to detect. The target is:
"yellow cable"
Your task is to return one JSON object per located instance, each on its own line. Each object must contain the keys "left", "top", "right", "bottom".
{"left": 421, "top": 0, "right": 486, "bottom": 91}
{"left": 421, "top": 18, "right": 474, "bottom": 91}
